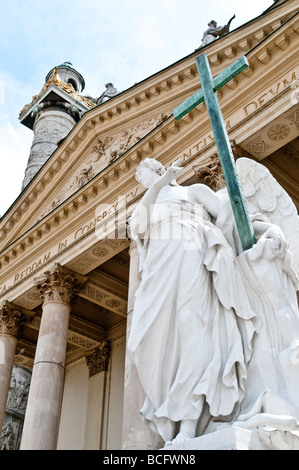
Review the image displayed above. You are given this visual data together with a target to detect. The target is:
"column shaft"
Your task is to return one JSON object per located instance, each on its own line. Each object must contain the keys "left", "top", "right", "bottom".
{"left": 20, "top": 263, "right": 86, "bottom": 450}
{"left": 20, "top": 301, "right": 70, "bottom": 450}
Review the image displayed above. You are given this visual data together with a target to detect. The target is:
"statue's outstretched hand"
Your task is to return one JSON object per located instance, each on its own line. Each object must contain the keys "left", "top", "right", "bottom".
{"left": 154, "top": 158, "right": 183, "bottom": 188}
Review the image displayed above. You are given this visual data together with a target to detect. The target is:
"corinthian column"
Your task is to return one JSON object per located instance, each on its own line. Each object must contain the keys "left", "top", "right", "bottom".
{"left": 0, "top": 302, "right": 26, "bottom": 433}
{"left": 20, "top": 263, "right": 86, "bottom": 450}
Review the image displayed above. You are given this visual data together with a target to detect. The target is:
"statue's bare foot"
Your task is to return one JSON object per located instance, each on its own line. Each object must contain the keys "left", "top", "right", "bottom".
{"left": 165, "top": 431, "right": 194, "bottom": 447}
{"left": 164, "top": 419, "right": 197, "bottom": 447}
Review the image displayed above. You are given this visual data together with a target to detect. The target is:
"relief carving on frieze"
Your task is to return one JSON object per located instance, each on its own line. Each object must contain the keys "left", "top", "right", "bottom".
{"left": 39, "top": 113, "right": 169, "bottom": 219}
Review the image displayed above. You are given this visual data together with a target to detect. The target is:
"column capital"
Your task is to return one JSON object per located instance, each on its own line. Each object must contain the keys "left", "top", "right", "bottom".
{"left": 34, "top": 263, "right": 87, "bottom": 305}
{"left": 85, "top": 341, "right": 110, "bottom": 377}
{"left": 193, "top": 153, "right": 226, "bottom": 192}
{"left": 0, "top": 301, "right": 26, "bottom": 338}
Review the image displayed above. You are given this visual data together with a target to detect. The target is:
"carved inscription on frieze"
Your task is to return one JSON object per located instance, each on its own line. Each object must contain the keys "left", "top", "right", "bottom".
{"left": 0, "top": 188, "right": 138, "bottom": 296}
{"left": 172, "top": 70, "right": 298, "bottom": 164}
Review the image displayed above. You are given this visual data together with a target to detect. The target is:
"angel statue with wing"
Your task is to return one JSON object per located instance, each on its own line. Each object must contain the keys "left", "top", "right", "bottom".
{"left": 127, "top": 156, "right": 299, "bottom": 450}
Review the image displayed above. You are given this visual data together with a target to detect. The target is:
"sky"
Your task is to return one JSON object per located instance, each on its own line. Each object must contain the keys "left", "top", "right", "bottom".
{"left": 0, "top": 0, "right": 275, "bottom": 217}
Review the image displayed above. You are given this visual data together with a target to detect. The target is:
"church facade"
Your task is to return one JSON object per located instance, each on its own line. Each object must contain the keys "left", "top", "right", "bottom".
{"left": 0, "top": 0, "right": 298, "bottom": 450}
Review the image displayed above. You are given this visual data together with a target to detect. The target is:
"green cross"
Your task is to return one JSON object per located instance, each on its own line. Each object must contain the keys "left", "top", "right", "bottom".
{"left": 173, "top": 53, "right": 256, "bottom": 252}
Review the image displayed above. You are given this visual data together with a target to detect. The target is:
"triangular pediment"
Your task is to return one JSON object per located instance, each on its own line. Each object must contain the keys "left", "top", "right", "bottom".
{"left": 0, "top": 0, "right": 298, "bottom": 260}
{"left": 34, "top": 111, "right": 171, "bottom": 222}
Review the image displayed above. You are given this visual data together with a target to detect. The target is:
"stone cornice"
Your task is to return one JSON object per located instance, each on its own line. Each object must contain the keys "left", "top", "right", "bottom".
{"left": 246, "top": 10, "right": 298, "bottom": 67}
{"left": 0, "top": 3, "right": 297, "bottom": 263}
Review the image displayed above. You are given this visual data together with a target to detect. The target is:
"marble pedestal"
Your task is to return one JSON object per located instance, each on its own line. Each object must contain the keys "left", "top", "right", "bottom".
{"left": 162, "top": 426, "right": 299, "bottom": 451}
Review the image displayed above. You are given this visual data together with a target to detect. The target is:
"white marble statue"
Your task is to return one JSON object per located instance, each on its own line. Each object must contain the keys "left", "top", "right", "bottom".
{"left": 128, "top": 157, "right": 299, "bottom": 450}
{"left": 197, "top": 15, "right": 235, "bottom": 48}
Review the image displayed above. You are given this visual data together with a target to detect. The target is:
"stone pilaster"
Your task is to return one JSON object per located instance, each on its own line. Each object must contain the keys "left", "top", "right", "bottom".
{"left": 82, "top": 341, "right": 110, "bottom": 449}
{"left": 20, "top": 263, "right": 86, "bottom": 450}
{"left": 0, "top": 302, "right": 26, "bottom": 435}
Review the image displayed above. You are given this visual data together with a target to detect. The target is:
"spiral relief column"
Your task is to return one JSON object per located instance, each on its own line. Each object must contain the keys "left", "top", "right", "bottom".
{"left": 0, "top": 302, "right": 26, "bottom": 435}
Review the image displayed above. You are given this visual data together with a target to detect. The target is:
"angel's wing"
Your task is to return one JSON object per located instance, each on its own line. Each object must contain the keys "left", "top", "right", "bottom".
{"left": 236, "top": 157, "right": 299, "bottom": 276}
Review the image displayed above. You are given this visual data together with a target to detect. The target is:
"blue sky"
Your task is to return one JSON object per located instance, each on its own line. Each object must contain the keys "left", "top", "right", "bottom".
{"left": 0, "top": 0, "right": 274, "bottom": 216}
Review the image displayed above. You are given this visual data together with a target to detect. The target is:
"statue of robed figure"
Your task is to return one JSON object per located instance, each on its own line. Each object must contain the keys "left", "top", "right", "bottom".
{"left": 127, "top": 53, "right": 299, "bottom": 450}
{"left": 128, "top": 155, "right": 299, "bottom": 450}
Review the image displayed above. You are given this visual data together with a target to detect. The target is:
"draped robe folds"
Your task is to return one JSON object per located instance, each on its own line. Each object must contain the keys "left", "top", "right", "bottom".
{"left": 128, "top": 184, "right": 258, "bottom": 443}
